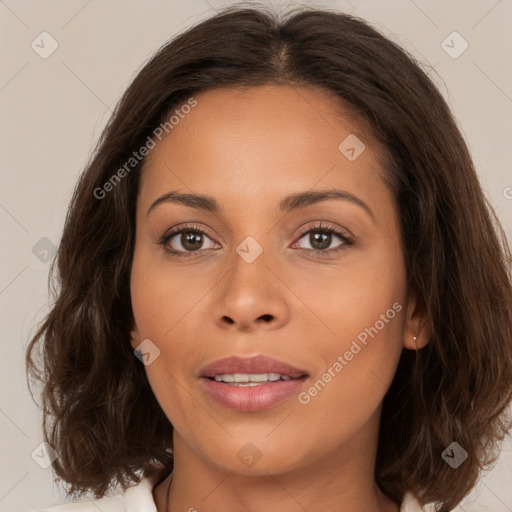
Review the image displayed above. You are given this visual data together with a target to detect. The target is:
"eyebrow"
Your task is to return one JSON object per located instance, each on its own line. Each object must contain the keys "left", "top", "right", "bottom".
{"left": 146, "top": 188, "right": 375, "bottom": 223}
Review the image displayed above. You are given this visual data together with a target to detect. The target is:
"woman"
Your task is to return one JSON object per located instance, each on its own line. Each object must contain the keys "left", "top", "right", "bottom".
{"left": 26, "top": 5, "right": 512, "bottom": 512}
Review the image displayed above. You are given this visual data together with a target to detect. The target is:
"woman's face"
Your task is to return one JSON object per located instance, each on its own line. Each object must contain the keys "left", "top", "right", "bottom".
{"left": 130, "top": 84, "right": 425, "bottom": 476}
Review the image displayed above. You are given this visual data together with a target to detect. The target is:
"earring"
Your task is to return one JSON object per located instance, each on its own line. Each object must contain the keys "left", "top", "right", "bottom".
{"left": 413, "top": 336, "right": 417, "bottom": 342}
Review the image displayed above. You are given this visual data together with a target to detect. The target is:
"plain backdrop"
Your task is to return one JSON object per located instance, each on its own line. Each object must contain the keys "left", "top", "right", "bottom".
{"left": 1, "top": 0, "right": 511, "bottom": 511}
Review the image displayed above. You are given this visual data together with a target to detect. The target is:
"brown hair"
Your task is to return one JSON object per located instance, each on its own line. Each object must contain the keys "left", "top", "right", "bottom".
{"left": 25, "top": 4, "right": 512, "bottom": 510}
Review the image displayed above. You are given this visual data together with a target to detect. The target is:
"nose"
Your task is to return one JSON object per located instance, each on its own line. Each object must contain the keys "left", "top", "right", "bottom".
{"left": 213, "top": 253, "right": 290, "bottom": 333}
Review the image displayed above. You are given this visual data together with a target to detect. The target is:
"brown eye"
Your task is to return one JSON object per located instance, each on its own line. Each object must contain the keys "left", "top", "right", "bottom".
{"left": 306, "top": 231, "right": 335, "bottom": 251}
{"left": 177, "top": 231, "right": 204, "bottom": 252}
{"left": 158, "top": 224, "right": 219, "bottom": 257}
{"left": 294, "top": 225, "right": 352, "bottom": 253}
{"left": 164, "top": 229, "right": 217, "bottom": 253}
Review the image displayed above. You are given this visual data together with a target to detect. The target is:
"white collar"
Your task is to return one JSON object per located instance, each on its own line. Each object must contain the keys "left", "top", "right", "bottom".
{"left": 123, "top": 476, "right": 426, "bottom": 511}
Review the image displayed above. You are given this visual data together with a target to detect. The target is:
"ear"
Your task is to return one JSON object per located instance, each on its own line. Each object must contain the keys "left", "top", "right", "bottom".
{"left": 403, "top": 287, "right": 430, "bottom": 350}
{"left": 129, "top": 316, "right": 141, "bottom": 351}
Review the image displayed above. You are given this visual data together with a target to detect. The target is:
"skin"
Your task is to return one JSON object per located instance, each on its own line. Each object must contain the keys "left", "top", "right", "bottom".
{"left": 129, "top": 84, "right": 429, "bottom": 512}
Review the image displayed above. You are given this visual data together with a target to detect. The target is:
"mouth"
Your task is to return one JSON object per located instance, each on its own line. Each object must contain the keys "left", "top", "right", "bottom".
{"left": 199, "top": 354, "right": 308, "bottom": 379}
{"left": 199, "top": 355, "right": 309, "bottom": 411}
{"left": 209, "top": 372, "right": 300, "bottom": 386}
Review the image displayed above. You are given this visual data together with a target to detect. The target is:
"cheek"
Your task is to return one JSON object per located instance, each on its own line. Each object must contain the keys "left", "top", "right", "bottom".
{"left": 129, "top": 247, "right": 212, "bottom": 412}
{"left": 293, "top": 306, "right": 404, "bottom": 453}
{"left": 130, "top": 267, "right": 199, "bottom": 430}
{"left": 292, "top": 242, "right": 406, "bottom": 344}
{"left": 130, "top": 242, "right": 201, "bottom": 340}
{"left": 292, "top": 243, "right": 406, "bottom": 405}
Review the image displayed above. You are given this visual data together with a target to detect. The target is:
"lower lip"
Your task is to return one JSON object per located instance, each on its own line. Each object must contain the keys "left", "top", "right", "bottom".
{"left": 200, "top": 377, "right": 307, "bottom": 412}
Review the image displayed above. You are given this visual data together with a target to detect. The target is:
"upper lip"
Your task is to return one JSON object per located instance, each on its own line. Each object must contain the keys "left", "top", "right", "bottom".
{"left": 199, "top": 355, "right": 308, "bottom": 379}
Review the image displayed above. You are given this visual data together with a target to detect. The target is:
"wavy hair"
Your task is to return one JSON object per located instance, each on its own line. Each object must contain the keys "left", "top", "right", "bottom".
{"left": 25, "top": 4, "right": 512, "bottom": 510}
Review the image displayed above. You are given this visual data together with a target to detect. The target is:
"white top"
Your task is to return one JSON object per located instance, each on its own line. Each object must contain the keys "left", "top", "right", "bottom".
{"left": 36, "top": 476, "right": 427, "bottom": 511}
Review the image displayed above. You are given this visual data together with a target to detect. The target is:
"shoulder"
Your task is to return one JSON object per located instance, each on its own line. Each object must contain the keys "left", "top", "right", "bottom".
{"left": 33, "top": 481, "right": 427, "bottom": 512}
{"left": 34, "top": 476, "right": 157, "bottom": 512}
{"left": 400, "top": 491, "right": 428, "bottom": 511}
{"left": 36, "top": 495, "right": 124, "bottom": 512}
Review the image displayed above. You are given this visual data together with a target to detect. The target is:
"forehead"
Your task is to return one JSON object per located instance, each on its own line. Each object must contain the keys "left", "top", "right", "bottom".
{"left": 138, "top": 84, "right": 390, "bottom": 218}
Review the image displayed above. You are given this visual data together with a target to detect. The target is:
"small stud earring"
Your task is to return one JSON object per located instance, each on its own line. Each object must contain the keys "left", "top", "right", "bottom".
{"left": 413, "top": 336, "right": 417, "bottom": 342}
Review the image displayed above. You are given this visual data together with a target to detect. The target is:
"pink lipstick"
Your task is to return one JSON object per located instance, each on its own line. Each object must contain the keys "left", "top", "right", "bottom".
{"left": 199, "top": 355, "right": 308, "bottom": 412}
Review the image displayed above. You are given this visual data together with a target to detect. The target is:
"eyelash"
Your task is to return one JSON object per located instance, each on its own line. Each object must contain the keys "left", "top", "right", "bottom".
{"left": 157, "top": 222, "right": 353, "bottom": 258}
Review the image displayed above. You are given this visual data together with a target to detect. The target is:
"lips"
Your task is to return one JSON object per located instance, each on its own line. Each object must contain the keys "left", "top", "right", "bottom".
{"left": 199, "top": 354, "right": 308, "bottom": 379}
{"left": 198, "top": 355, "right": 309, "bottom": 412}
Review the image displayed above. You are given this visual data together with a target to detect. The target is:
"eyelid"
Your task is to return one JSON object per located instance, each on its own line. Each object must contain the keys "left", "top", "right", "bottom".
{"left": 294, "top": 221, "right": 353, "bottom": 242}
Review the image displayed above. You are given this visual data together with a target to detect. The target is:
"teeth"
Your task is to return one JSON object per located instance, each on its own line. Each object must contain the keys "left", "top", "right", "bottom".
{"left": 226, "top": 382, "right": 263, "bottom": 387}
{"left": 213, "top": 373, "right": 294, "bottom": 383}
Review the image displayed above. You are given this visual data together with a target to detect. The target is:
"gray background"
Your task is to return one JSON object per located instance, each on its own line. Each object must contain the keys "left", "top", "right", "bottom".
{"left": 1, "top": 0, "right": 511, "bottom": 510}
